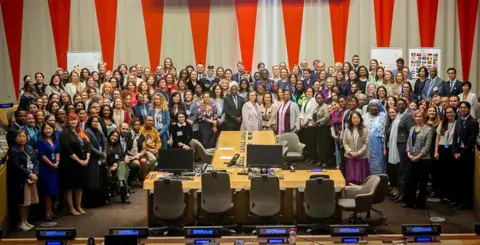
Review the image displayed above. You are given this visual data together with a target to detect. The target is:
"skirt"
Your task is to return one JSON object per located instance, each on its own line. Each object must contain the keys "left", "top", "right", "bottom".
{"left": 345, "top": 158, "right": 370, "bottom": 185}
{"left": 21, "top": 181, "right": 39, "bottom": 206}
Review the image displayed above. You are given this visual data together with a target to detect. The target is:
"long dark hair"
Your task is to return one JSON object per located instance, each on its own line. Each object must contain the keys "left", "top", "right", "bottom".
{"left": 440, "top": 106, "right": 457, "bottom": 136}
{"left": 40, "top": 123, "right": 56, "bottom": 143}
{"left": 347, "top": 111, "right": 365, "bottom": 137}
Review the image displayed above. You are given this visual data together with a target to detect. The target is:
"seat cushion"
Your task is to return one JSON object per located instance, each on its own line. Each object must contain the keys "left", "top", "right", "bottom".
{"left": 205, "top": 149, "right": 215, "bottom": 155}
{"left": 338, "top": 198, "right": 356, "bottom": 210}
{"left": 286, "top": 152, "right": 302, "bottom": 158}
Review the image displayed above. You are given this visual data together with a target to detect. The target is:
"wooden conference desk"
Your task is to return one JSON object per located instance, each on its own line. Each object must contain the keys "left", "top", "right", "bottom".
{"left": 143, "top": 131, "right": 346, "bottom": 226}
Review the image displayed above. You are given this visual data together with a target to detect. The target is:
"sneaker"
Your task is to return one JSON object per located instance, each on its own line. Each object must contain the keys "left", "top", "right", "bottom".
{"left": 18, "top": 222, "right": 32, "bottom": 231}
{"left": 25, "top": 221, "right": 34, "bottom": 228}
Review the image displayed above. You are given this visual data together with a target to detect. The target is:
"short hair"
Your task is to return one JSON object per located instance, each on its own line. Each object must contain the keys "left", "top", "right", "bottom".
{"left": 237, "top": 61, "right": 244, "bottom": 66}
{"left": 449, "top": 95, "right": 460, "bottom": 101}
{"left": 461, "top": 81, "right": 472, "bottom": 90}
{"left": 447, "top": 67, "right": 457, "bottom": 74}
{"left": 396, "top": 58, "right": 405, "bottom": 63}
{"left": 352, "top": 54, "right": 359, "bottom": 58}
{"left": 459, "top": 101, "right": 471, "bottom": 110}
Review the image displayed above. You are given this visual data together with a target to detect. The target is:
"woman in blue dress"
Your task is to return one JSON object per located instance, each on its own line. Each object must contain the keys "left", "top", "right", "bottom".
{"left": 362, "top": 99, "right": 387, "bottom": 175}
{"left": 37, "top": 123, "right": 60, "bottom": 221}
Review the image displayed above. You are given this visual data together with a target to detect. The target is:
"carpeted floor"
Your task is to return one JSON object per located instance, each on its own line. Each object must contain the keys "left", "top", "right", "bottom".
{"left": 6, "top": 162, "right": 479, "bottom": 238}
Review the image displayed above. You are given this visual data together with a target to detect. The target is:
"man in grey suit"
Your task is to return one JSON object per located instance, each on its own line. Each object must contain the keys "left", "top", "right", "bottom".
{"left": 421, "top": 67, "right": 444, "bottom": 101}
{"left": 223, "top": 85, "right": 245, "bottom": 131}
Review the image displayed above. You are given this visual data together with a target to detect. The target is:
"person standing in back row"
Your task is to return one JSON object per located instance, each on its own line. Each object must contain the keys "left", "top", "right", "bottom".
{"left": 452, "top": 101, "right": 479, "bottom": 210}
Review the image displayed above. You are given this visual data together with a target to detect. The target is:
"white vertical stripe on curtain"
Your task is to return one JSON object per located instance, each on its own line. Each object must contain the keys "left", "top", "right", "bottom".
{"left": 69, "top": 0, "right": 101, "bottom": 54}
{"left": 0, "top": 5, "right": 15, "bottom": 103}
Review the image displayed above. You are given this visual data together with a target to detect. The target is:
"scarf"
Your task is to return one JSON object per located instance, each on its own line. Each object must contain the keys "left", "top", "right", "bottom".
{"left": 278, "top": 100, "right": 291, "bottom": 134}
{"left": 388, "top": 110, "right": 406, "bottom": 164}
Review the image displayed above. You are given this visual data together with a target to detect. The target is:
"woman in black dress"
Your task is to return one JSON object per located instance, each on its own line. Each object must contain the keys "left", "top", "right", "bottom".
{"left": 170, "top": 112, "right": 193, "bottom": 149}
{"left": 59, "top": 112, "right": 91, "bottom": 216}
{"left": 83, "top": 116, "right": 109, "bottom": 208}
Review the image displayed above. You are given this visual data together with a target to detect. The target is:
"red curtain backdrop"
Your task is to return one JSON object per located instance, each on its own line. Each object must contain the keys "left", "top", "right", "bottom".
{"left": 281, "top": 0, "right": 304, "bottom": 69}
{"left": 188, "top": 0, "right": 211, "bottom": 65}
{"left": 142, "top": 0, "right": 165, "bottom": 71}
{"left": 329, "top": 0, "right": 350, "bottom": 63}
{"left": 235, "top": 0, "right": 258, "bottom": 72}
{"left": 48, "top": 0, "right": 71, "bottom": 70}
{"left": 416, "top": 0, "right": 439, "bottom": 47}
{"left": 373, "top": 0, "right": 395, "bottom": 47}
{"left": 1, "top": 0, "right": 24, "bottom": 99}
{"left": 94, "top": 0, "right": 118, "bottom": 70}
{"left": 457, "top": 0, "right": 479, "bottom": 81}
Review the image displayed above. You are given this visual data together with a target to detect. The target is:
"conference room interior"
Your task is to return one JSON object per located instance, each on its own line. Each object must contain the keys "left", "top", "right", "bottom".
{"left": 2, "top": 0, "right": 480, "bottom": 244}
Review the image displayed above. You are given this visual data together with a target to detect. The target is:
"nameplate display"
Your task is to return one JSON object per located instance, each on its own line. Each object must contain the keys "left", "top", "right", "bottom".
{"left": 109, "top": 227, "right": 149, "bottom": 238}
{"left": 36, "top": 228, "right": 76, "bottom": 240}
{"left": 0, "top": 103, "right": 14, "bottom": 108}
{"left": 45, "top": 241, "right": 67, "bottom": 245}
{"left": 401, "top": 224, "right": 441, "bottom": 236}
{"left": 330, "top": 225, "right": 368, "bottom": 237}
{"left": 256, "top": 225, "right": 295, "bottom": 237}
{"left": 184, "top": 226, "right": 222, "bottom": 238}
{"left": 266, "top": 238, "right": 287, "bottom": 244}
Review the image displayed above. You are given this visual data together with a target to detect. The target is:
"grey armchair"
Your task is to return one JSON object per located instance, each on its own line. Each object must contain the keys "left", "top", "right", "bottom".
{"left": 190, "top": 139, "right": 215, "bottom": 163}
{"left": 338, "top": 175, "right": 380, "bottom": 224}
{"left": 277, "top": 133, "right": 305, "bottom": 162}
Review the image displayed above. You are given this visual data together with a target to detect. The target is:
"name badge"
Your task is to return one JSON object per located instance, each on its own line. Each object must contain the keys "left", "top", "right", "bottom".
{"left": 186, "top": 110, "right": 191, "bottom": 116}
{"left": 51, "top": 153, "right": 56, "bottom": 161}
{"left": 115, "top": 154, "right": 119, "bottom": 160}
{"left": 387, "top": 142, "right": 390, "bottom": 148}
{"left": 177, "top": 131, "right": 183, "bottom": 136}
{"left": 412, "top": 146, "right": 416, "bottom": 155}
{"left": 444, "top": 143, "right": 449, "bottom": 149}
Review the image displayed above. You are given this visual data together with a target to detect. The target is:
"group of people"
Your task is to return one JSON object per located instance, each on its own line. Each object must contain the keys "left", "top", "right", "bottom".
{"left": 5, "top": 55, "right": 479, "bottom": 232}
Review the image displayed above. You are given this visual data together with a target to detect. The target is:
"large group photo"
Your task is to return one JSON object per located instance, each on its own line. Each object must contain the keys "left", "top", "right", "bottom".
{"left": 0, "top": 0, "right": 480, "bottom": 244}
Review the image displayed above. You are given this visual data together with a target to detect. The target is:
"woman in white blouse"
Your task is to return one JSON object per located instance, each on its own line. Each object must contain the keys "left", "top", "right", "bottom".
{"left": 299, "top": 88, "right": 319, "bottom": 164}
{"left": 458, "top": 81, "right": 478, "bottom": 118}
{"left": 65, "top": 71, "right": 85, "bottom": 98}
{"left": 434, "top": 106, "right": 456, "bottom": 202}
{"left": 241, "top": 91, "right": 262, "bottom": 131}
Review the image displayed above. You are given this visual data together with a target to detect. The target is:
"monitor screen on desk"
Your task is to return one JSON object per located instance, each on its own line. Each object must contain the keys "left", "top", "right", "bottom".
{"left": 246, "top": 144, "right": 284, "bottom": 168}
{"left": 156, "top": 149, "right": 194, "bottom": 173}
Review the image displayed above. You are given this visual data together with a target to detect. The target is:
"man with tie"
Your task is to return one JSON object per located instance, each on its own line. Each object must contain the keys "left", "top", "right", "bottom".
{"left": 223, "top": 85, "right": 245, "bottom": 131}
{"left": 421, "top": 67, "right": 444, "bottom": 100}
{"left": 452, "top": 101, "right": 479, "bottom": 210}
{"left": 440, "top": 68, "right": 462, "bottom": 97}
{"left": 154, "top": 65, "right": 163, "bottom": 84}
{"left": 233, "top": 62, "right": 245, "bottom": 82}
{"left": 118, "top": 123, "right": 141, "bottom": 192}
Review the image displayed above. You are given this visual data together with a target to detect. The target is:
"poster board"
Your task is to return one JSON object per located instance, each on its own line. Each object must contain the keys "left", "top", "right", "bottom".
{"left": 409, "top": 48, "right": 441, "bottom": 80}
{"left": 370, "top": 48, "right": 403, "bottom": 71}
{"left": 67, "top": 51, "right": 102, "bottom": 73}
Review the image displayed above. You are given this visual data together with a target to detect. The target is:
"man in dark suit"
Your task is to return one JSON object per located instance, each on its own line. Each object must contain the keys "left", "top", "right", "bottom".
{"left": 223, "top": 85, "right": 245, "bottom": 131}
{"left": 6, "top": 110, "right": 27, "bottom": 147}
{"left": 440, "top": 67, "right": 462, "bottom": 97}
{"left": 233, "top": 61, "right": 245, "bottom": 82}
{"left": 452, "top": 101, "right": 479, "bottom": 210}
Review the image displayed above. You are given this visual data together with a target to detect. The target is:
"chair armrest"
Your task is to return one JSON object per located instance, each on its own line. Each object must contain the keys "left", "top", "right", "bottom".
{"left": 183, "top": 189, "right": 191, "bottom": 194}
{"left": 280, "top": 187, "right": 286, "bottom": 191}
{"left": 299, "top": 143, "right": 306, "bottom": 149}
{"left": 195, "top": 189, "right": 201, "bottom": 193}
{"left": 234, "top": 188, "right": 242, "bottom": 193}
{"left": 344, "top": 186, "right": 362, "bottom": 198}
{"left": 297, "top": 187, "right": 305, "bottom": 193}
{"left": 280, "top": 140, "right": 288, "bottom": 147}
{"left": 354, "top": 193, "right": 375, "bottom": 212}
{"left": 283, "top": 147, "right": 289, "bottom": 157}
{"left": 244, "top": 187, "right": 250, "bottom": 191}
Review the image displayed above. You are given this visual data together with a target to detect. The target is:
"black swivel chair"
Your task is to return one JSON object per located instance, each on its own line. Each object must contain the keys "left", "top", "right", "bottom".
{"left": 298, "top": 178, "right": 336, "bottom": 234}
{"left": 245, "top": 175, "right": 282, "bottom": 233}
{"left": 199, "top": 171, "right": 238, "bottom": 234}
{"left": 151, "top": 179, "right": 187, "bottom": 235}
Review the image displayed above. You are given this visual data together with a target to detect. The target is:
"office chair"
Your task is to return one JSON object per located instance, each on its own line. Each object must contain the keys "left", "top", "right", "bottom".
{"left": 338, "top": 175, "right": 380, "bottom": 224}
{"left": 298, "top": 178, "right": 336, "bottom": 234}
{"left": 367, "top": 174, "right": 389, "bottom": 225}
{"left": 199, "top": 171, "right": 238, "bottom": 234}
{"left": 190, "top": 139, "right": 215, "bottom": 163}
{"left": 245, "top": 175, "right": 282, "bottom": 233}
{"left": 277, "top": 133, "right": 305, "bottom": 162}
{"left": 151, "top": 179, "right": 187, "bottom": 236}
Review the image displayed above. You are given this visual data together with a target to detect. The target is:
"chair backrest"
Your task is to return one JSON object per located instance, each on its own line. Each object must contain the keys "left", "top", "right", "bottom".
{"left": 278, "top": 133, "right": 302, "bottom": 152}
{"left": 304, "top": 178, "right": 336, "bottom": 219}
{"left": 190, "top": 139, "right": 208, "bottom": 161}
{"left": 355, "top": 175, "right": 380, "bottom": 213}
{"left": 373, "top": 174, "right": 390, "bottom": 204}
{"left": 153, "top": 179, "right": 185, "bottom": 220}
{"left": 250, "top": 175, "right": 281, "bottom": 217}
{"left": 201, "top": 172, "right": 232, "bottom": 213}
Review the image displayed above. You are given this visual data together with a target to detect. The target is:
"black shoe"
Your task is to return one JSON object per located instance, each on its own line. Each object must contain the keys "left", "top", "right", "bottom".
{"left": 121, "top": 194, "right": 131, "bottom": 204}
{"left": 402, "top": 203, "right": 414, "bottom": 208}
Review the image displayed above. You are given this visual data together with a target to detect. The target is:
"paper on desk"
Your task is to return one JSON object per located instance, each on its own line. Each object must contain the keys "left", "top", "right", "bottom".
{"left": 220, "top": 156, "right": 234, "bottom": 160}
{"left": 218, "top": 147, "right": 234, "bottom": 150}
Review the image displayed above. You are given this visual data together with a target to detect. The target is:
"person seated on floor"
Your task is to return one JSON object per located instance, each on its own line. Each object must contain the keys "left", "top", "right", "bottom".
{"left": 168, "top": 112, "right": 193, "bottom": 149}
{"left": 118, "top": 122, "right": 141, "bottom": 191}
{"left": 105, "top": 130, "right": 131, "bottom": 203}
